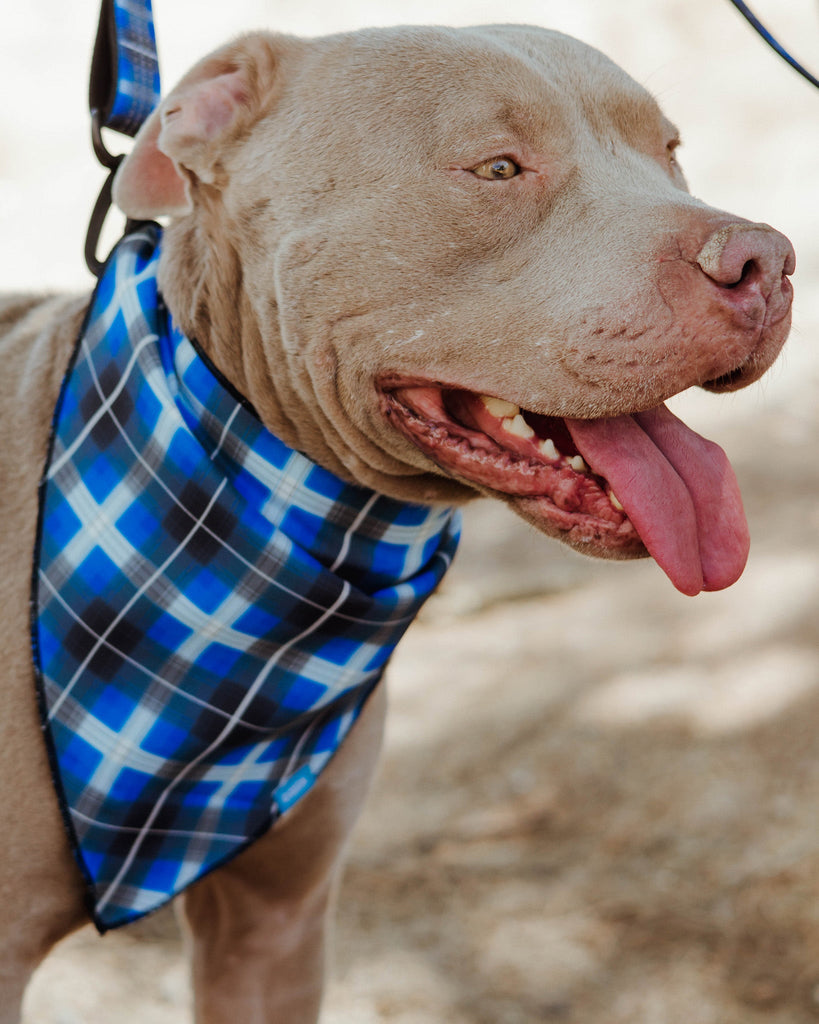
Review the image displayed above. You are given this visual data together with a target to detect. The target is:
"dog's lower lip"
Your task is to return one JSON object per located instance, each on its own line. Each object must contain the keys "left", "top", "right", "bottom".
{"left": 379, "top": 381, "right": 642, "bottom": 553}
{"left": 702, "top": 366, "right": 747, "bottom": 391}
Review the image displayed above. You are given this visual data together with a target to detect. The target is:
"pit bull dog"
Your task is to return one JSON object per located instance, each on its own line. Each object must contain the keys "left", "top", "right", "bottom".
{"left": 0, "top": 23, "right": 794, "bottom": 1024}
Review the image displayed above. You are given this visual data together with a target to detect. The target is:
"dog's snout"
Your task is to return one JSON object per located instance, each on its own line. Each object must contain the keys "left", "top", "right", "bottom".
{"left": 695, "top": 222, "right": 795, "bottom": 324}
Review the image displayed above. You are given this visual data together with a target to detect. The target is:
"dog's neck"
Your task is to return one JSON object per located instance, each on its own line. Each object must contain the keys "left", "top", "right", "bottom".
{"left": 159, "top": 211, "right": 254, "bottom": 402}
{"left": 157, "top": 208, "right": 364, "bottom": 490}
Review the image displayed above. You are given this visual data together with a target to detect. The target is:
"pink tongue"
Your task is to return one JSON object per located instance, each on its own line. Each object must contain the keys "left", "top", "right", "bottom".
{"left": 566, "top": 404, "right": 749, "bottom": 596}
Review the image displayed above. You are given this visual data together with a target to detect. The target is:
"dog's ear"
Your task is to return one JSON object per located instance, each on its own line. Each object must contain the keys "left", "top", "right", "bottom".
{"left": 114, "top": 36, "right": 276, "bottom": 219}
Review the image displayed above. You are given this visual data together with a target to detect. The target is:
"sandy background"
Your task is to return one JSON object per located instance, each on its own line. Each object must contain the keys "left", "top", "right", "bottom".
{"left": 5, "top": 0, "right": 819, "bottom": 1020}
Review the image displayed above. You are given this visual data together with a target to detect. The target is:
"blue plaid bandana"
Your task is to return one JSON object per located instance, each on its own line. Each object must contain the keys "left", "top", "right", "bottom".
{"left": 32, "top": 224, "right": 460, "bottom": 931}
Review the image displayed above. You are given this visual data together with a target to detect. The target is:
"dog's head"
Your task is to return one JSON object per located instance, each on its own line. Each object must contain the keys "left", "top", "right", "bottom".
{"left": 114, "top": 25, "right": 794, "bottom": 595}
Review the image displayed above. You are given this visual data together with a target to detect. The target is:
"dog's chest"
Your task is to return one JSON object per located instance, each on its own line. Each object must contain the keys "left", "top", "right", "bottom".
{"left": 31, "top": 225, "right": 460, "bottom": 930}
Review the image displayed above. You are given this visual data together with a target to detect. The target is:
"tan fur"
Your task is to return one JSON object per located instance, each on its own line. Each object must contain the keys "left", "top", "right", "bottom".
{"left": 0, "top": 25, "right": 793, "bottom": 1023}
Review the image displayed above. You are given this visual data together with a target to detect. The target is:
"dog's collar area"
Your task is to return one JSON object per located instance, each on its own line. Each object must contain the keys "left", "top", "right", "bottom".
{"left": 33, "top": 225, "right": 461, "bottom": 930}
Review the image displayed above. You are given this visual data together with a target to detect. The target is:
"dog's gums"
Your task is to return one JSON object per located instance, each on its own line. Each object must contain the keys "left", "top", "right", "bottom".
{"left": 381, "top": 382, "right": 633, "bottom": 530}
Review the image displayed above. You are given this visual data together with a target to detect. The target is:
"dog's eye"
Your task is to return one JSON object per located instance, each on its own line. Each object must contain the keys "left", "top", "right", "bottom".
{"left": 471, "top": 157, "right": 521, "bottom": 181}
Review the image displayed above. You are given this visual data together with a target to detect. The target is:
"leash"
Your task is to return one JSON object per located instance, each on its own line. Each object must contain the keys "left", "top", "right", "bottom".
{"left": 726, "top": 0, "right": 819, "bottom": 92}
{"left": 85, "top": 0, "right": 161, "bottom": 276}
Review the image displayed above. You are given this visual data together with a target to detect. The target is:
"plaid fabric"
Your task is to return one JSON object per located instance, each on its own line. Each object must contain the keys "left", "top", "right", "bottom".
{"left": 102, "top": 0, "right": 161, "bottom": 136}
{"left": 32, "top": 224, "right": 460, "bottom": 931}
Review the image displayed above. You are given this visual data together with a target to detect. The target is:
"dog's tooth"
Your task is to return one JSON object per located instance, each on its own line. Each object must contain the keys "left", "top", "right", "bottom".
{"left": 568, "top": 455, "right": 588, "bottom": 473}
{"left": 481, "top": 395, "right": 520, "bottom": 418}
{"left": 609, "top": 490, "right": 624, "bottom": 511}
{"left": 539, "top": 438, "right": 559, "bottom": 460}
{"left": 502, "top": 414, "right": 535, "bottom": 439}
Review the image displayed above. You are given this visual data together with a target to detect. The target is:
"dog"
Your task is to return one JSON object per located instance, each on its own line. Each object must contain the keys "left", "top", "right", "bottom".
{"left": 0, "top": 23, "right": 794, "bottom": 1023}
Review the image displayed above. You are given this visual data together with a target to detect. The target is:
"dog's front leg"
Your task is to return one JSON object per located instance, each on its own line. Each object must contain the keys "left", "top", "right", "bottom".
{"left": 182, "top": 867, "right": 333, "bottom": 1024}
{"left": 179, "top": 683, "right": 387, "bottom": 1023}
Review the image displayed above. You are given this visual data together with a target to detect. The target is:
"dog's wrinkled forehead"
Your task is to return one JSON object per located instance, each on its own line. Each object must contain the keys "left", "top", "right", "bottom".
{"left": 115, "top": 23, "right": 677, "bottom": 225}
{"left": 268, "top": 25, "right": 667, "bottom": 162}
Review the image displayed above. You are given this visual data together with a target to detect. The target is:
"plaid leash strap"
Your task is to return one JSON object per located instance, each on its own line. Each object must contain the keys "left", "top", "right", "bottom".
{"left": 90, "top": 0, "right": 161, "bottom": 138}
{"left": 33, "top": 224, "right": 461, "bottom": 930}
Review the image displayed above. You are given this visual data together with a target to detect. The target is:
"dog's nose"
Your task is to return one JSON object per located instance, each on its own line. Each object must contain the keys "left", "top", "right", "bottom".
{"left": 696, "top": 221, "right": 795, "bottom": 325}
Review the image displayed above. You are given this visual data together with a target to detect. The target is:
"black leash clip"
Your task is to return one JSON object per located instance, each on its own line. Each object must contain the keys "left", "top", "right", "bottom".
{"left": 85, "top": 110, "right": 126, "bottom": 278}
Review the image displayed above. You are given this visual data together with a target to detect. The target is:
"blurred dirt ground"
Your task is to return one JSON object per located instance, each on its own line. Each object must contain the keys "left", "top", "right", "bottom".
{"left": 7, "top": 0, "right": 819, "bottom": 1021}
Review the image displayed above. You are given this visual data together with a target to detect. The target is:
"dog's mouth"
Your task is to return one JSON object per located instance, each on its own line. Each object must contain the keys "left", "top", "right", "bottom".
{"left": 379, "top": 379, "right": 750, "bottom": 596}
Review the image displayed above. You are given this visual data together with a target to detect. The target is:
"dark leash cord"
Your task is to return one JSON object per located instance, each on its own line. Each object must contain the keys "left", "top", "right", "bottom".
{"left": 726, "top": 0, "right": 819, "bottom": 91}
